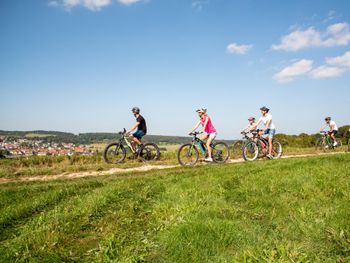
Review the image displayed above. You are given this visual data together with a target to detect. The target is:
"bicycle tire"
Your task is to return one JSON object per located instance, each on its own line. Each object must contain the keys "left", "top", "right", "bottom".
{"left": 177, "top": 143, "right": 199, "bottom": 166}
{"left": 315, "top": 138, "right": 324, "bottom": 150}
{"left": 212, "top": 142, "right": 229, "bottom": 163}
{"left": 139, "top": 143, "right": 160, "bottom": 162}
{"left": 272, "top": 140, "right": 283, "bottom": 159}
{"left": 242, "top": 141, "right": 259, "bottom": 161}
{"left": 103, "top": 142, "right": 126, "bottom": 164}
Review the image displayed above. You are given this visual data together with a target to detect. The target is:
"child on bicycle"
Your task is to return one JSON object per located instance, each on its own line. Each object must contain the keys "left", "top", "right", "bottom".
{"left": 252, "top": 106, "right": 276, "bottom": 159}
{"left": 190, "top": 108, "right": 217, "bottom": 162}
{"left": 320, "top": 117, "right": 338, "bottom": 147}
{"left": 241, "top": 117, "right": 257, "bottom": 138}
{"left": 127, "top": 107, "right": 147, "bottom": 151}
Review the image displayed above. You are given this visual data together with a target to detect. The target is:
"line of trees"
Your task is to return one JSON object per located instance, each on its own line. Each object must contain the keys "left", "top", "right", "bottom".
{"left": 1, "top": 126, "right": 349, "bottom": 147}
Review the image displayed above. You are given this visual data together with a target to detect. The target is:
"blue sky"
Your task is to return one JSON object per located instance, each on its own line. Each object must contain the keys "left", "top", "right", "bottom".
{"left": 0, "top": 0, "right": 349, "bottom": 139}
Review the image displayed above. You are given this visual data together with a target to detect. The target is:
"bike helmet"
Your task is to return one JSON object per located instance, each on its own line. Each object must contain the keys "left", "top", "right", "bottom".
{"left": 325, "top": 117, "right": 331, "bottom": 121}
{"left": 196, "top": 108, "right": 207, "bottom": 114}
{"left": 132, "top": 107, "right": 140, "bottom": 113}
{"left": 260, "top": 106, "right": 269, "bottom": 112}
{"left": 248, "top": 117, "right": 255, "bottom": 121}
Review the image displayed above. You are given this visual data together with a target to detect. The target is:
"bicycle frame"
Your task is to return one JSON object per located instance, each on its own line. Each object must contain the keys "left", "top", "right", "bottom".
{"left": 189, "top": 133, "right": 214, "bottom": 156}
{"left": 118, "top": 129, "right": 137, "bottom": 154}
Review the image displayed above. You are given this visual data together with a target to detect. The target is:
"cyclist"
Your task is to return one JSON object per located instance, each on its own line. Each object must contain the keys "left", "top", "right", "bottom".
{"left": 190, "top": 108, "right": 217, "bottom": 162}
{"left": 126, "top": 107, "right": 147, "bottom": 151}
{"left": 241, "top": 117, "right": 257, "bottom": 137}
{"left": 320, "top": 117, "right": 338, "bottom": 147}
{"left": 252, "top": 106, "right": 276, "bottom": 159}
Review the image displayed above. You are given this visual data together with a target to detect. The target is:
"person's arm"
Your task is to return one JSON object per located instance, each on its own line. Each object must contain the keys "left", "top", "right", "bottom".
{"left": 127, "top": 122, "right": 140, "bottom": 134}
{"left": 251, "top": 120, "right": 261, "bottom": 130}
{"left": 320, "top": 124, "right": 327, "bottom": 132}
{"left": 190, "top": 121, "right": 201, "bottom": 134}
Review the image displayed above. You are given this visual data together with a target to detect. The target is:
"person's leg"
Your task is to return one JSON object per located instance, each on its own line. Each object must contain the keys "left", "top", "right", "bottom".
{"left": 331, "top": 132, "right": 337, "bottom": 145}
{"left": 200, "top": 134, "right": 209, "bottom": 159}
{"left": 206, "top": 134, "right": 215, "bottom": 158}
{"left": 268, "top": 136, "right": 273, "bottom": 155}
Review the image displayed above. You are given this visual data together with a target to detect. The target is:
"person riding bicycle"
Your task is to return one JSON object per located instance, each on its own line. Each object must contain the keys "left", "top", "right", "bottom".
{"left": 126, "top": 107, "right": 147, "bottom": 151}
{"left": 252, "top": 106, "right": 276, "bottom": 159}
{"left": 320, "top": 117, "right": 338, "bottom": 147}
{"left": 189, "top": 108, "right": 217, "bottom": 162}
{"left": 241, "top": 117, "right": 257, "bottom": 138}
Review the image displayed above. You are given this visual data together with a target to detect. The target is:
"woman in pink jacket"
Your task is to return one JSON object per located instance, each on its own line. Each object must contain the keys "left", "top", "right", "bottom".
{"left": 189, "top": 108, "right": 217, "bottom": 162}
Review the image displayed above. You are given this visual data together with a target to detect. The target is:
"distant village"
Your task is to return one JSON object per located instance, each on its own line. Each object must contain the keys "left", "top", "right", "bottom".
{"left": 0, "top": 137, "right": 97, "bottom": 158}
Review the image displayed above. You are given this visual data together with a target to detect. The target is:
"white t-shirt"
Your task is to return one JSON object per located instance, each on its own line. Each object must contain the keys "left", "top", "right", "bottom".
{"left": 258, "top": 114, "right": 276, "bottom": 129}
{"left": 328, "top": 120, "right": 338, "bottom": 131}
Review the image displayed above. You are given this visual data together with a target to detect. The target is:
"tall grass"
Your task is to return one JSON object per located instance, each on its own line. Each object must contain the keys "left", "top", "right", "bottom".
{"left": 0, "top": 154, "right": 349, "bottom": 262}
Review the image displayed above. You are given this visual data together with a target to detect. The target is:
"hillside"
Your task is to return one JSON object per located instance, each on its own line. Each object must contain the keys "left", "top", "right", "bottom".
{"left": 0, "top": 154, "right": 349, "bottom": 262}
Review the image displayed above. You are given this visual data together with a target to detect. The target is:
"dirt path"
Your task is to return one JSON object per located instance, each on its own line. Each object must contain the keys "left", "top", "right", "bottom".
{"left": 0, "top": 152, "right": 346, "bottom": 185}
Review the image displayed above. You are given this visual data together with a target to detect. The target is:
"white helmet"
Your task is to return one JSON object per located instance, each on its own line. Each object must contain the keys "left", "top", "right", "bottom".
{"left": 196, "top": 108, "right": 207, "bottom": 114}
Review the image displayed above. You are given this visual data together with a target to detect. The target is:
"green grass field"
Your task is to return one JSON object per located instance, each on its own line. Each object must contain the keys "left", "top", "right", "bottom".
{"left": 0, "top": 154, "right": 349, "bottom": 262}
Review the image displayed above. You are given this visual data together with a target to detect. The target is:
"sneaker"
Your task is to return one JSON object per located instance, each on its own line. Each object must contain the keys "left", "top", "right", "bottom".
{"left": 333, "top": 142, "right": 338, "bottom": 147}
{"left": 204, "top": 157, "right": 213, "bottom": 162}
{"left": 266, "top": 154, "right": 273, "bottom": 159}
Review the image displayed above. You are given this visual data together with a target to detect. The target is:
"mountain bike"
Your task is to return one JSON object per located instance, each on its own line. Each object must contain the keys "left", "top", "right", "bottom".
{"left": 242, "top": 130, "right": 282, "bottom": 161}
{"left": 177, "top": 132, "right": 229, "bottom": 166}
{"left": 103, "top": 128, "right": 160, "bottom": 164}
{"left": 315, "top": 131, "right": 342, "bottom": 150}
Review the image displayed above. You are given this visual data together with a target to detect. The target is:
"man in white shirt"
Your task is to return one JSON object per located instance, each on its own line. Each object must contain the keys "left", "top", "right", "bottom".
{"left": 320, "top": 117, "right": 338, "bottom": 147}
{"left": 252, "top": 106, "right": 276, "bottom": 159}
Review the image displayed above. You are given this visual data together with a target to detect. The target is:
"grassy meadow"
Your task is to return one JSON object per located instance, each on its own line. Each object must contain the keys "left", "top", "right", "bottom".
{"left": 0, "top": 153, "right": 349, "bottom": 262}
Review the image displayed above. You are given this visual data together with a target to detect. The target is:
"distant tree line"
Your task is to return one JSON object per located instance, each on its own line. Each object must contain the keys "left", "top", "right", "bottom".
{"left": 1, "top": 125, "right": 349, "bottom": 147}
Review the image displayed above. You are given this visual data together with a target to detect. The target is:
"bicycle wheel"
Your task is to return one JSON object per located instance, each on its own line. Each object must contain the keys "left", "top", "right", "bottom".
{"left": 335, "top": 138, "right": 342, "bottom": 148}
{"left": 315, "top": 138, "right": 324, "bottom": 150}
{"left": 177, "top": 144, "right": 199, "bottom": 166}
{"left": 271, "top": 140, "right": 283, "bottom": 159}
{"left": 242, "top": 141, "right": 259, "bottom": 161}
{"left": 139, "top": 143, "right": 160, "bottom": 162}
{"left": 103, "top": 143, "right": 126, "bottom": 164}
{"left": 231, "top": 140, "right": 243, "bottom": 159}
{"left": 212, "top": 142, "right": 229, "bottom": 163}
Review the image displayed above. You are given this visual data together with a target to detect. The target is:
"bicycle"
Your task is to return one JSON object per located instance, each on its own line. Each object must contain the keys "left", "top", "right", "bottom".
{"left": 177, "top": 132, "right": 229, "bottom": 166}
{"left": 242, "top": 129, "right": 282, "bottom": 161}
{"left": 315, "top": 131, "right": 342, "bottom": 150}
{"left": 103, "top": 128, "right": 160, "bottom": 164}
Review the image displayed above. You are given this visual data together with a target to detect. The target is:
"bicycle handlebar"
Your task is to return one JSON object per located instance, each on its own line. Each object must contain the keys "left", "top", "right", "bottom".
{"left": 118, "top": 128, "right": 127, "bottom": 135}
{"left": 189, "top": 131, "right": 203, "bottom": 136}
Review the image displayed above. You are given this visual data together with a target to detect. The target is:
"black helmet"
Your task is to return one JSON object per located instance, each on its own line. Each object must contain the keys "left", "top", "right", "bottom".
{"left": 325, "top": 117, "right": 331, "bottom": 121}
{"left": 132, "top": 107, "right": 140, "bottom": 113}
{"left": 260, "top": 106, "right": 270, "bottom": 112}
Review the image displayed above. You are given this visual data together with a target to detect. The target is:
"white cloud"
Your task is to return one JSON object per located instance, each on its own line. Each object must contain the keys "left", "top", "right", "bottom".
{"left": 226, "top": 43, "right": 253, "bottom": 55}
{"left": 62, "top": 0, "right": 111, "bottom": 10}
{"left": 272, "top": 22, "right": 350, "bottom": 51}
{"left": 272, "top": 28, "right": 321, "bottom": 51}
{"left": 309, "top": 66, "right": 345, "bottom": 79}
{"left": 117, "top": 0, "right": 143, "bottom": 5}
{"left": 326, "top": 51, "right": 350, "bottom": 68}
{"left": 50, "top": 0, "right": 143, "bottom": 11}
{"left": 192, "top": 0, "right": 209, "bottom": 11}
{"left": 273, "top": 59, "right": 313, "bottom": 83}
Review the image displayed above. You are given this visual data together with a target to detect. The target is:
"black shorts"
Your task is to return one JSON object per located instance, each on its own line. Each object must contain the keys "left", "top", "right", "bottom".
{"left": 329, "top": 130, "right": 338, "bottom": 135}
